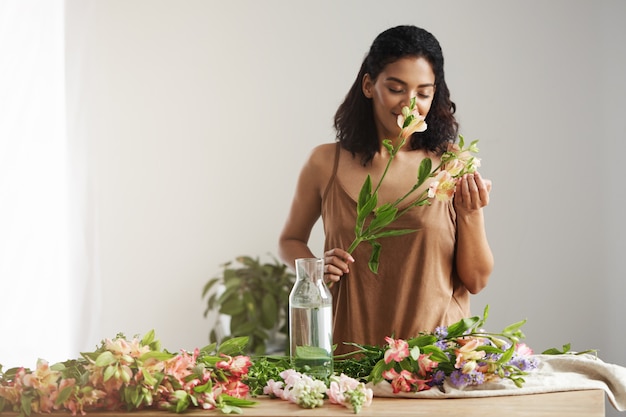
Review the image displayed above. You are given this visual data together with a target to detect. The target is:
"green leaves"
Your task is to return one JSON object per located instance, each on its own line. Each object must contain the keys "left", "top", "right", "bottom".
{"left": 542, "top": 343, "right": 597, "bottom": 356}
{"left": 501, "top": 319, "right": 527, "bottom": 343}
{"left": 95, "top": 351, "right": 116, "bottom": 367}
{"left": 446, "top": 316, "right": 480, "bottom": 338}
{"left": 367, "top": 241, "right": 381, "bottom": 273}
{"left": 354, "top": 175, "right": 377, "bottom": 238}
{"left": 542, "top": 343, "right": 573, "bottom": 355}
{"left": 349, "top": 145, "right": 430, "bottom": 273}
{"left": 346, "top": 137, "right": 438, "bottom": 274}
{"left": 216, "top": 337, "right": 249, "bottom": 356}
{"left": 368, "top": 357, "right": 392, "bottom": 385}
{"left": 347, "top": 118, "right": 483, "bottom": 275}
{"left": 295, "top": 345, "right": 332, "bottom": 360}
{"left": 261, "top": 293, "right": 278, "bottom": 329}
{"left": 416, "top": 157, "right": 432, "bottom": 186}
{"left": 246, "top": 356, "right": 292, "bottom": 396}
{"left": 215, "top": 395, "right": 257, "bottom": 414}
{"left": 202, "top": 255, "right": 296, "bottom": 355}
{"left": 54, "top": 384, "right": 73, "bottom": 406}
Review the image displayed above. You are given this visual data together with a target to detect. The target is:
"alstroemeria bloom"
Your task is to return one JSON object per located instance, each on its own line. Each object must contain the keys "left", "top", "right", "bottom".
{"left": 104, "top": 337, "right": 150, "bottom": 361}
{"left": 416, "top": 353, "right": 439, "bottom": 377}
{"left": 428, "top": 170, "right": 456, "bottom": 201}
{"left": 216, "top": 354, "right": 252, "bottom": 377}
{"left": 22, "top": 359, "right": 59, "bottom": 392}
{"left": 515, "top": 343, "right": 534, "bottom": 356}
{"left": 216, "top": 377, "right": 249, "bottom": 398}
{"left": 397, "top": 107, "right": 427, "bottom": 140}
{"left": 442, "top": 142, "right": 481, "bottom": 177}
{"left": 382, "top": 369, "right": 417, "bottom": 394}
{"left": 162, "top": 349, "right": 197, "bottom": 384}
{"left": 383, "top": 336, "right": 410, "bottom": 364}
{"left": 454, "top": 338, "right": 487, "bottom": 369}
{"left": 442, "top": 157, "right": 465, "bottom": 177}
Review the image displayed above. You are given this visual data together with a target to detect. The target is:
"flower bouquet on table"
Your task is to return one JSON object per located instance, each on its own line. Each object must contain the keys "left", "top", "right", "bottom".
{"left": 0, "top": 331, "right": 256, "bottom": 416}
{"left": 333, "top": 305, "right": 541, "bottom": 395}
{"left": 0, "top": 307, "right": 596, "bottom": 415}
{"left": 246, "top": 305, "right": 594, "bottom": 414}
{"left": 348, "top": 97, "right": 481, "bottom": 273}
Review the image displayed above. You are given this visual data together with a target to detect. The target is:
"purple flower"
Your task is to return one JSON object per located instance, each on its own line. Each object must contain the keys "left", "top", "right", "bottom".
{"left": 429, "top": 370, "right": 446, "bottom": 387}
{"left": 509, "top": 356, "right": 539, "bottom": 372}
{"left": 450, "top": 370, "right": 469, "bottom": 387}
{"left": 450, "top": 369, "right": 486, "bottom": 388}
{"left": 484, "top": 352, "right": 502, "bottom": 362}
{"left": 434, "top": 326, "right": 448, "bottom": 339}
{"left": 435, "top": 340, "right": 449, "bottom": 351}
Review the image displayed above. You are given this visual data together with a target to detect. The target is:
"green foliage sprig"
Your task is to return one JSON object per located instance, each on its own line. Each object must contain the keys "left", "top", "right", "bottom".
{"left": 347, "top": 97, "right": 481, "bottom": 273}
{"left": 202, "top": 255, "right": 296, "bottom": 355}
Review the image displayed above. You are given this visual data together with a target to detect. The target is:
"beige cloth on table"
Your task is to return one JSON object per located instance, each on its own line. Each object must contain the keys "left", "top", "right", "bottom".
{"left": 322, "top": 144, "right": 471, "bottom": 356}
{"left": 370, "top": 354, "right": 626, "bottom": 412}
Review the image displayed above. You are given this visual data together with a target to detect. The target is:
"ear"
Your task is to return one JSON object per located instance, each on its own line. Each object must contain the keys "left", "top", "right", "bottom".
{"left": 362, "top": 73, "right": 373, "bottom": 98}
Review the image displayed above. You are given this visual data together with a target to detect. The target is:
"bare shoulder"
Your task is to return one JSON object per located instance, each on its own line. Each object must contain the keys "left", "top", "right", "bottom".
{"left": 302, "top": 143, "right": 338, "bottom": 173}
{"left": 297, "top": 142, "right": 338, "bottom": 192}
{"left": 309, "top": 143, "right": 338, "bottom": 162}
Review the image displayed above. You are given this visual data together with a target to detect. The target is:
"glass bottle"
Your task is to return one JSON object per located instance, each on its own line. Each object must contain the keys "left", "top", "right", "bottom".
{"left": 289, "top": 257, "right": 333, "bottom": 380}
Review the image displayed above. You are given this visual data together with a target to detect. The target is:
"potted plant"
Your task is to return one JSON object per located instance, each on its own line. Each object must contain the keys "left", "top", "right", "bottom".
{"left": 202, "top": 255, "right": 296, "bottom": 355}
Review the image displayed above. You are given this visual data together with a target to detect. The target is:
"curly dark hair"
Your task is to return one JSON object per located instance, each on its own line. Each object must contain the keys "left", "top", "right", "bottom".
{"left": 334, "top": 25, "right": 458, "bottom": 166}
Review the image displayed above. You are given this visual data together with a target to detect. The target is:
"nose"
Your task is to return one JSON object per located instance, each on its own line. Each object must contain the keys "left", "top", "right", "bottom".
{"left": 400, "top": 94, "right": 415, "bottom": 110}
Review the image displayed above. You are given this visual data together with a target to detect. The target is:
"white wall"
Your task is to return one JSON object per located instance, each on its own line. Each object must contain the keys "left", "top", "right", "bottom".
{"left": 65, "top": 1, "right": 626, "bottom": 413}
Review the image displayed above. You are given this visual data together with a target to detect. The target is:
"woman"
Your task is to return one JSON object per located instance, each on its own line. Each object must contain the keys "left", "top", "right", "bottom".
{"left": 278, "top": 25, "right": 493, "bottom": 355}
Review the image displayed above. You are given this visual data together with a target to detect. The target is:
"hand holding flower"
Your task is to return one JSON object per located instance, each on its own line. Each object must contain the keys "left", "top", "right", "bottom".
{"left": 348, "top": 96, "right": 483, "bottom": 274}
{"left": 322, "top": 248, "right": 355, "bottom": 284}
{"left": 453, "top": 172, "right": 492, "bottom": 212}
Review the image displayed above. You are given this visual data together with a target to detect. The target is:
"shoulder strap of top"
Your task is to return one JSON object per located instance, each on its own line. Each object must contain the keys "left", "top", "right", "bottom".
{"left": 322, "top": 142, "right": 341, "bottom": 201}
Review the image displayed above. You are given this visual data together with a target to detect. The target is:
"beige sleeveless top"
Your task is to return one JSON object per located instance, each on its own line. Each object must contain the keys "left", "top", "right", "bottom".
{"left": 322, "top": 144, "right": 470, "bottom": 355}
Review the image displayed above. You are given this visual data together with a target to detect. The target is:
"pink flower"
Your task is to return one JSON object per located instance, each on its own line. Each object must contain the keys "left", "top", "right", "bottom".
{"left": 279, "top": 369, "right": 302, "bottom": 387}
{"left": 383, "top": 336, "right": 410, "bottom": 364}
{"left": 413, "top": 377, "right": 432, "bottom": 392}
{"left": 327, "top": 374, "right": 372, "bottom": 413}
{"left": 515, "top": 343, "right": 534, "bottom": 356}
{"left": 53, "top": 378, "right": 78, "bottom": 415}
{"left": 397, "top": 107, "right": 427, "bottom": 139}
{"left": 454, "top": 337, "right": 486, "bottom": 369}
{"left": 217, "top": 377, "right": 249, "bottom": 398}
{"left": 442, "top": 143, "right": 481, "bottom": 177}
{"left": 263, "top": 379, "right": 285, "bottom": 398}
{"left": 428, "top": 170, "right": 456, "bottom": 201}
{"left": 104, "top": 337, "right": 149, "bottom": 361}
{"left": 327, "top": 373, "right": 358, "bottom": 405}
{"left": 382, "top": 369, "right": 417, "bottom": 394}
{"left": 269, "top": 370, "right": 326, "bottom": 408}
{"left": 416, "top": 353, "right": 438, "bottom": 377}
{"left": 162, "top": 348, "right": 197, "bottom": 384}
{"left": 216, "top": 354, "right": 252, "bottom": 377}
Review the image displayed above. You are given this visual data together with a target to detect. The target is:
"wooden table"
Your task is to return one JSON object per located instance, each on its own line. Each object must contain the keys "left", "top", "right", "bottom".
{"left": 26, "top": 389, "right": 602, "bottom": 417}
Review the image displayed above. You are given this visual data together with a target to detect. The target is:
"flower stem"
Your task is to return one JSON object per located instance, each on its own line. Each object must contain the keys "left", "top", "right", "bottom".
{"left": 371, "top": 138, "right": 405, "bottom": 197}
{"left": 347, "top": 237, "right": 362, "bottom": 254}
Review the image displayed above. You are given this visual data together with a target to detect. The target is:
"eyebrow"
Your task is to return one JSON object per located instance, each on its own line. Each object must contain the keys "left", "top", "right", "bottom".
{"left": 385, "top": 76, "right": 435, "bottom": 88}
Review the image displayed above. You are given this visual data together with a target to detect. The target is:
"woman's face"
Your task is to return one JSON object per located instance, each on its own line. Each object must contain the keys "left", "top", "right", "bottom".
{"left": 362, "top": 56, "right": 436, "bottom": 142}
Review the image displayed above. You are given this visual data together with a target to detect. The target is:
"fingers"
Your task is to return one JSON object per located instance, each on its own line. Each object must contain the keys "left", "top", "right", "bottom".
{"left": 323, "top": 248, "right": 355, "bottom": 283}
{"left": 454, "top": 172, "right": 491, "bottom": 210}
{"left": 483, "top": 178, "right": 492, "bottom": 193}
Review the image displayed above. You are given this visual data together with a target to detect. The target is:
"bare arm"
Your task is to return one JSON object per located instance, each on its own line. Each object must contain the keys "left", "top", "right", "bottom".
{"left": 278, "top": 145, "right": 354, "bottom": 282}
{"left": 453, "top": 172, "right": 494, "bottom": 294}
{"left": 278, "top": 150, "right": 323, "bottom": 268}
